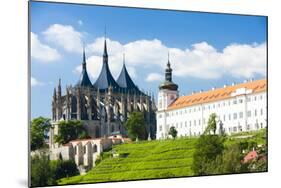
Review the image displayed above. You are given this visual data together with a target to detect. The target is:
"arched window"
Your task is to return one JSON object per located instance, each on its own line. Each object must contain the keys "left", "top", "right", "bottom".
{"left": 93, "top": 144, "right": 97, "bottom": 153}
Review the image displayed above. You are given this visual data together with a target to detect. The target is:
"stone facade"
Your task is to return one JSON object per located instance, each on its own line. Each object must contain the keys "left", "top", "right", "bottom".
{"left": 49, "top": 37, "right": 157, "bottom": 149}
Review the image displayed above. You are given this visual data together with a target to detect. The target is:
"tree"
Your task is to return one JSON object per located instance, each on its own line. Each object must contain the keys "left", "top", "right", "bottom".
{"left": 31, "top": 117, "right": 51, "bottom": 151}
{"left": 204, "top": 113, "right": 217, "bottom": 135}
{"left": 192, "top": 135, "right": 225, "bottom": 175}
{"left": 168, "top": 126, "right": 178, "bottom": 139}
{"left": 221, "top": 144, "right": 243, "bottom": 173}
{"left": 125, "top": 112, "right": 146, "bottom": 141}
{"left": 31, "top": 154, "right": 56, "bottom": 187}
{"left": 50, "top": 160, "right": 79, "bottom": 180}
{"left": 54, "top": 120, "right": 89, "bottom": 145}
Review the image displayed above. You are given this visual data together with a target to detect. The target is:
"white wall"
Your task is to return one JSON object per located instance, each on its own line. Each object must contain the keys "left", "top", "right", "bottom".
{"left": 157, "top": 90, "right": 267, "bottom": 139}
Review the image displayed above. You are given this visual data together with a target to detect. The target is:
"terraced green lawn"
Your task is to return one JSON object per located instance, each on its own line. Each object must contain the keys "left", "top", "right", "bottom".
{"left": 59, "top": 138, "right": 197, "bottom": 184}
{"left": 58, "top": 129, "right": 266, "bottom": 185}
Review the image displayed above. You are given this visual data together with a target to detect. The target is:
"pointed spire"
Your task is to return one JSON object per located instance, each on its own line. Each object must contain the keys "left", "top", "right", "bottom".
{"left": 53, "top": 87, "right": 57, "bottom": 100}
{"left": 103, "top": 26, "right": 108, "bottom": 59}
{"left": 58, "top": 78, "right": 61, "bottom": 96}
{"left": 167, "top": 51, "right": 171, "bottom": 68}
{"left": 82, "top": 42, "right": 86, "bottom": 70}
{"left": 123, "top": 53, "right": 125, "bottom": 65}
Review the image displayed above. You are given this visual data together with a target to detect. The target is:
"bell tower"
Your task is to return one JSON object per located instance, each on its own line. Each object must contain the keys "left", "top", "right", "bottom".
{"left": 158, "top": 53, "right": 178, "bottom": 111}
{"left": 157, "top": 53, "right": 179, "bottom": 139}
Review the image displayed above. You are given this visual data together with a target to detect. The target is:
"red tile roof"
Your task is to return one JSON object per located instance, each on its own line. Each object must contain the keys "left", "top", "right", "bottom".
{"left": 168, "top": 79, "right": 266, "bottom": 110}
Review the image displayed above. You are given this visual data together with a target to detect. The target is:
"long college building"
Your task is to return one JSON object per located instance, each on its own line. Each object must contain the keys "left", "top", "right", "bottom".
{"left": 156, "top": 58, "right": 267, "bottom": 139}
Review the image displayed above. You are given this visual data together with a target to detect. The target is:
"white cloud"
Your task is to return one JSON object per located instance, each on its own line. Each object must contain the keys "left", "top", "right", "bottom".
{"left": 31, "top": 77, "right": 43, "bottom": 87}
{"left": 75, "top": 36, "right": 266, "bottom": 82}
{"left": 31, "top": 32, "right": 61, "bottom": 62}
{"left": 78, "top": 20, "right": 83, "bottom": 26}
{"left": 146, "top": 73, "right": 164, "bottom": 82}
{"left": 43, "top": 24, "right": 83, "bottom": 53}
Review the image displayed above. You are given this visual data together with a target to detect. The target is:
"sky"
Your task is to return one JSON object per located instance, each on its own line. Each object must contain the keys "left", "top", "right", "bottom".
{"left": 30, "top": 1, "right": 267, "bottom": 119}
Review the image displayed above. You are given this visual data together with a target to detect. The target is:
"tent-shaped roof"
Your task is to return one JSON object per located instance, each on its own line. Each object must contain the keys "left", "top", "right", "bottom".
{"left": 76, "top": 49, "right": 93, "bottom": 88}
{"left": 117, "top": 63, "right": 140, "bottom": 93}
{"left": 93, "top": 39, "right": 120, "bottom": 92}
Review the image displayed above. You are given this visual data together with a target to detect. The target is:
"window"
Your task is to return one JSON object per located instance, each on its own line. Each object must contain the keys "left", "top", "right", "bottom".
{"left": 213, "top": 104, "right": 215, "bottom": 109}
{"left": 199, "top": 119, "right": 201, "bottom": 125}
{"left": 239, "top": 112, "right": 243, "bottom": 119}
{"left": 194, "top": 108, "right": 196, "bottom": 112}
{"left": 198, "top": 107, "right": 201, "bottom": 111}
{"left": 218, "top": 103, "right": 220, "bottom": 108}
{"left": 254, "top": 96, "right": 257, "bottom": 101}
{"left": 180, "top": 122, "right": 183, "bottom": 128}
{"left": 229, "top": 114, "right": 231, "bottom": 121}
{"left": 247, "top": 97, "right": 251, "bottom": 102}
{"left": 223, "top": 115, "right": 226, "bottom": 121}
{"left": 194, "top": 120, "right": 196, "bottom": 126}
{"left": 203, "top": 118, "right": 205, "bottom": 124}
{"left": 239, "top": 99, "right": 243, "bottom": 103}
{"left": 261, "top": 109, "right": 263, "bottom": 116}
{"left": 261, "top": 123, "right": 263, "bottom": 128}
{"left": 223, "top": 102, "right": 225, "bottom": 106}
{"left": 255, "top": 109, "right": 257, "bottom": 116}
{"left": 233, "top": 100, "right": 237, "bottom": 104}
{"left": 203, "top": 106, "right": 205, "bottom": 110}
{"left": 233, "top": 113, "right": 237, "bottom": 120}
{"left": 260, "top": 95, "right": 263, "bottom": 100}
{"left": 189, "top": 121, "right": 192, "bottom": 126}
{"left": 158, "top": 114, "right": 162, "bottom": 118}
{"left": 247, "top": 111, "right": 251, "bottom": 117}
{"left": 159, "top": 126, "right": 162, "bottom": 131}
{"left": 208, "top": 105, "right": 211, "bottom": 110}
{"left": 189, "top": 109, "right": 191, "bottom": 113}
{"left": 185, "top": 122, "right": 187, "bottom": 127}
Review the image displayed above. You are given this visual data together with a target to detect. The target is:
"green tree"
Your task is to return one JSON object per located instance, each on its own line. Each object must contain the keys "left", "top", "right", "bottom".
{"left": 221, "top": 144, "right": 243, "bottom": 173}
{"left": 192, "top": 135, "right": 225, "bottom": 175}
{"left": 204, "top": 113, "right": 217, "bottom": 135}
{"left": 50, "top": 160, "right": 79, "bottom": 180}
{"left": 31, "top": 154, "right": 56, "bottom": 187}
{"left": 168, "top": 126, "right": 178, "bottom": 139}
{"left": 125, "top": 112, "right": 146, "bottom": 141}
{"left": 54, "top": 120, "right": 88, "bottom": 145}
{"left": 30, "top": 117, "right": 51, "bottom": 151}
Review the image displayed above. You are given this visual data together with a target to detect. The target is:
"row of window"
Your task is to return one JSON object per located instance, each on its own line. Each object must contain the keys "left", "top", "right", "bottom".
{"left": 159, "top": 107, "right": 265, "bottom": 119}
{"left": 161, "top": 94, "right": 265, "bottom": 118}
{"left": 159, "top": 122, "right": 265, "bottom": 138}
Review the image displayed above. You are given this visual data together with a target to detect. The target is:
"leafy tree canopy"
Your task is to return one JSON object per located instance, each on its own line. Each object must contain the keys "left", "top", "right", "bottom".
{"left": 31, "top": 117, "right": 51, "bottom": 151}
{"left": 168, "top": 126, "right": 178, "bottom": 139}
{"left": 54, "top": 120, "right": 89, "bottom": 145}
{"left": 192, "top": 134, "right": 225, "bottom": 175}
{"left": 125, "top": 112, "right": 147, "bottom": 141}
{"left": 204, "top": 113, "right": 217, "bottom": 135}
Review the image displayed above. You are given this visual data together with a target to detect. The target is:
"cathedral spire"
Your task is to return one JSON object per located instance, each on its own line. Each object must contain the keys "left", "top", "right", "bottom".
{"left": 82, "top": 42, "right": 86, "bottom": 70}
{"left": 103, "top": 27, "right": 108, "bottom": 62}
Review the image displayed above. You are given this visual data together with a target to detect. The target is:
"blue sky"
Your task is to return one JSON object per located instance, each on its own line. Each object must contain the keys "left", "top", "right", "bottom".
{"left": 30, "top": 1, "right": 267, "bottom": 119}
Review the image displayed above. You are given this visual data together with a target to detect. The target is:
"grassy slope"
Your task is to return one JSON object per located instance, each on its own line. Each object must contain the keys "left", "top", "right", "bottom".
{"left": 59, "top": 138, "right": 197, "bottom": 184}
{"left": 59, "top": 129, "right": 266, "bottom": 185}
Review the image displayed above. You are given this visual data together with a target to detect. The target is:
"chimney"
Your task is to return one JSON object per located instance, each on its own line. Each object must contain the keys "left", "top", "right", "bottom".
{"left": 212, "top": 87, "right": 216, "bottom": 91}
{"left": 243, "top": 79, "right": 248, "bottom": 83}
{"left": 231, "top": 82, "right": 236, "bottom": 86}
{"left": 223, "top": 84, "right": 227, "bottom": 88}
